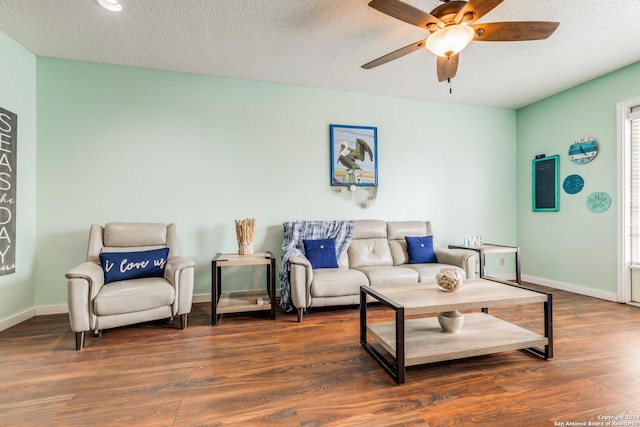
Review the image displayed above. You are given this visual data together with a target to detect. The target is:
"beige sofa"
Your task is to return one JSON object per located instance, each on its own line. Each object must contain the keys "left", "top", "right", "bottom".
{"left": 286, "top": 220, "right": 476, "bottom": 322}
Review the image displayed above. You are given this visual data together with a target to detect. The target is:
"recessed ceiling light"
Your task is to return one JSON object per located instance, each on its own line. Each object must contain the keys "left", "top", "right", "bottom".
{"left": 96, "top": 0, "right": 122, "bottom": 12}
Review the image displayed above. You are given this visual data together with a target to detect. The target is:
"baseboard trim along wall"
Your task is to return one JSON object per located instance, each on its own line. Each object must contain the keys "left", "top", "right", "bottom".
{"left": 192, "top": 294, "right": 211, "bottom": 303}
{"left": 0, "top": 294, "right": 215, "bottom": 333}
{"left": 0, "top": 282, "right": 618, "bottom": 333}
{"left": 36, "top": 304, "right": 68, "bottom": 316}
{"left": 522, "top": 275, "right": 617, "bottom": 302}
{"left": 0, "top": 308, "right": 35, "bottom": 333}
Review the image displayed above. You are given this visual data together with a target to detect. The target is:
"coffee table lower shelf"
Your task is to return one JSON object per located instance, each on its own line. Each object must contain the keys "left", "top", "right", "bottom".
{"left": 367, "top": 312, "right": 548, "bottom": 366}
{"left": 216, "top": 290, "right": 272, "bottom": 314}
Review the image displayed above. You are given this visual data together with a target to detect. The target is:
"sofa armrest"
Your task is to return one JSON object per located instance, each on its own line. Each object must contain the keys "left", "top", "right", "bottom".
{"left": 289, "top": 255, "right": 311, "bottom": 269}
{"left": 434, "top": 247, "right": 477, "bottom": 280}
{"left": 288, "top": 255, "right": 313, "bottom": 309}
{"left": 65, "top": 262, "right": 104, "bottom": 332}
{"left": 165, "top": 255, "right": 196, "bottom": 315}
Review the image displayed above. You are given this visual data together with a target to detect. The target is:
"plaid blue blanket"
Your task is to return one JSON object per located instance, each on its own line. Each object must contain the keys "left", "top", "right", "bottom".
{"left": 279, "top": 220, "right": 355, "bottom": 312}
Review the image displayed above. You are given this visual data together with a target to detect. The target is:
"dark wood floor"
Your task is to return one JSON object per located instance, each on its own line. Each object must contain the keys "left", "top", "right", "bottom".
{"left": 1, "top": 284, "right": 640, "bottom": 426}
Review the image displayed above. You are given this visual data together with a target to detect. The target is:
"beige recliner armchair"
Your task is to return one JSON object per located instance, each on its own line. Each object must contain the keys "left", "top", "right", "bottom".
{"left": 65, "top": 222, "right": 195, "bottom": 350}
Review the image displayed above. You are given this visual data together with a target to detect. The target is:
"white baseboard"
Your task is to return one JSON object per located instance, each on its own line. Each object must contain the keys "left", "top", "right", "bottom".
{"left": 0, "top": 305, "right": 68, "bottom": 333}
{"left": 24, "top": 294, "right": 212, "bottom": 317}
{"left": 0, "top": 281, "right": 619, "bottom": 333}
{"left": 31, "top": 295, "right": 214, "bottom": 315}
{"left": 485, "top": 273, "right": 517, "bottom": 281}
{"left": 522, "top": 274, "right": 617, "bottom": 302}
{"left": 0, "top": 295, "right": 214, "bottom": 333}
{"left": 36, "top": 304, "right": 68, "bottom": 316}
{"left": 0, "top": 308, "right": 35, "bottom": 332}
{"left": 191, "top": 293, "right": 278, "bottom": 303}
{"left": 193, "top": 293, "right": 211, "bottom": 303}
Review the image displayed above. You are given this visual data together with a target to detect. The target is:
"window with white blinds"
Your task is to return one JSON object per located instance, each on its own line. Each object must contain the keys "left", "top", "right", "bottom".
{"left": 629, "top": 105, "right": 640, "bottom": 264}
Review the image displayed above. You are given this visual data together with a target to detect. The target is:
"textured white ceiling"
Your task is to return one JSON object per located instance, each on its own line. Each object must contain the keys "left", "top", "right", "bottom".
{"left": 1, "top": 0, "right": 640, "bottom": 109}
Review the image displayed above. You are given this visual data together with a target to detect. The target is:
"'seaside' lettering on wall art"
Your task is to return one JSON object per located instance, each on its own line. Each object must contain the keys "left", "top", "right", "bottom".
{"left": 0, "top": 106, "right": 17, "bottom": 276}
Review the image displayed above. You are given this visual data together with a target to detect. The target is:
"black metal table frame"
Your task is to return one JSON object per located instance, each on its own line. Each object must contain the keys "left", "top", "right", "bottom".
{"left": 359, "top": 278, "right": 553, "bottom": 384}
{"left": 448, "top": 243, "right": 522, "bottom": 286}
{"left": 211, "top": 251, "right": 276, "bottom": 325}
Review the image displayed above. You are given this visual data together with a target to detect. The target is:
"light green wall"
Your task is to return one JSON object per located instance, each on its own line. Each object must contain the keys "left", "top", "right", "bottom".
{"left": 13, "top": 32, "right": 638, "bottom": 312}
{"left": 0, "top": 31, "right": 37, "bottom": 323}
{"left": 35, "top": 58, "right": 516, "bottom": 305}
{"left": 516, "top": 61, "right": 640, "bottom": 297}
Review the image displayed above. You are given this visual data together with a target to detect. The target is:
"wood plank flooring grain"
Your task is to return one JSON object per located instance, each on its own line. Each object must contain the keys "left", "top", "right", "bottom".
{"left": 0, "top": 284, "right": 639, "bottom": 426}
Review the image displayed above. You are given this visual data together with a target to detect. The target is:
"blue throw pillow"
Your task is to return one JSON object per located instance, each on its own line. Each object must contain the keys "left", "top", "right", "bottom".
{"left": 99, "top": 248, "right": 170, "bottom": 284}
{"left": 405, "top": 235, "right": 437, "bottom": 264}
{"left": 303, "top": 238, "right": 339, "bottom": 269}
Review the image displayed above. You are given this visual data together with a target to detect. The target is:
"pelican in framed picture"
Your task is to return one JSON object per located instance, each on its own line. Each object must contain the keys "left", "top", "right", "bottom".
{"left": 330, "top": 124, "right": 378, "bottom": 187}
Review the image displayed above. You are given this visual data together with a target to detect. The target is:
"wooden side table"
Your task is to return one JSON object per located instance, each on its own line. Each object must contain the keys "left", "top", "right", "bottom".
{"left": 448, "top": 243, "right": 521, "bottom": 286}
{"left": 211, "top": 252, "right": 276, "bottom": 325}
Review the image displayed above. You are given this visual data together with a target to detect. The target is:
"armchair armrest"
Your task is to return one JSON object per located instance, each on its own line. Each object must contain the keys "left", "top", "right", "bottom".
{"left": 65, "top": 262, "right": 104, "bottom": 332}
{"left": 65, "top": 261, "right": 104, "bottom": 297}
{"left": 165, "top": 255, "right": 195, "bottom": 315}
{"left": 288, "top": 255, "right": 313, "bottom": 309}
{"left": 434, "top": 247, "right": 477, "bottom": 280}
{"left": 165, "top": 256, "right": 195, "bottom": 284}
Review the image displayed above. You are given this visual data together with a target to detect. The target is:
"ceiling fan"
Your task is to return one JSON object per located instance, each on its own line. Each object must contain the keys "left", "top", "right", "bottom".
{"left": 362, "top": 0, "right": 559, "bottom": 84}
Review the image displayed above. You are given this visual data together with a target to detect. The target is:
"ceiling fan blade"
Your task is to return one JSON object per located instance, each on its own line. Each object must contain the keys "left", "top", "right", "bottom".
{"left": 369, "top": 0, "right": 443, "bottom": 30}
{"left": 472, "top": 21, "right": 560, "bottom": 41}
{"left": 362, "top": 39, "right": 426, "bottom": 69}
{"left": 455, "top": 0, "right": 503, "bottom": 24}
{"left": 437, "top": 54, "right": 459, "bottom": 82}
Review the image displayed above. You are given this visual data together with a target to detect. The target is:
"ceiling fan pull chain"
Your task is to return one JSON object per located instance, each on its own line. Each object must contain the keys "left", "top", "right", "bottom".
{"left": 448, "top": 77, "right": 452, "bottom": 94}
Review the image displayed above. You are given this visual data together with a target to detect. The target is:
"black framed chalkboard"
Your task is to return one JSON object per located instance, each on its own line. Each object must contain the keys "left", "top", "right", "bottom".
{"left": 532, "top": 155, "right": 559, "bottom": 212}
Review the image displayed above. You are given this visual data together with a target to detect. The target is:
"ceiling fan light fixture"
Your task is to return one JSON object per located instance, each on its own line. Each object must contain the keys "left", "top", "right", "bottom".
{"left": 425, "top": 24, "right": 475, "bottom": 57}
{"left": 95, "top": 0, "right": 122, "bottom": 12}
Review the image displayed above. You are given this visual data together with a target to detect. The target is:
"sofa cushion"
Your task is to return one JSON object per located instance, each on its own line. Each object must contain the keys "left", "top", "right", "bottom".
{"left": 389, "top": 240, "right": 408, "bottom": 266}
{"left": 353, "top": 220, "right": 387, "bottom": 239}
{"left": 388, "top": 221, "right": 436, "bottom": 265}
{"left": 303, "top": 238, "right": 339, "bottom": 269}
{"left": 311, "top": 268, "right": 369, "bottom": 298}
{"left": 405, "top": 236, "right": 437, "bottom": 264}
{"left": 100, "top": 248, "right": 169, "bottom": 284}
{"left": 355, "top": 266, "right": 419, "bottom": 287}
{"left": 348, "top": 238, "right": 393, "bottom": 268}
{"left": 407, "top": 263, "right": 466, "bottom": 282}
{"left": 93, "top": 277, "right": 175, "bottom": 316}
{"left": 387, "top": 221, "right": 431, "bottom": 240}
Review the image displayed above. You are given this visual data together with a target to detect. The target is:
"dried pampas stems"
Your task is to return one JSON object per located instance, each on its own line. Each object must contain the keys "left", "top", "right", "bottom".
{"left": 235, "top": 218, "right": 255, "bottom": 255}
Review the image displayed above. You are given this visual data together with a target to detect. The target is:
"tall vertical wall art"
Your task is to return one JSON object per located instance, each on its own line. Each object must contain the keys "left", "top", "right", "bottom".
{"left": 532, "top": 155, "right": 559, "bottom": 212}
{"left": 0, "top": 106, "right": 16, "bottom": 275}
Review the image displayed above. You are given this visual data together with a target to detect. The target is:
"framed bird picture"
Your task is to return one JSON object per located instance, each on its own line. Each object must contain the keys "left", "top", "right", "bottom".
{"left": 330, "top": 124, "right": 378, "bottom": 187}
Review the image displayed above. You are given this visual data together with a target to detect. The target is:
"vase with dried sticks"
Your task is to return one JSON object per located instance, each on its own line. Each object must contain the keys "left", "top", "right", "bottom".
{"left": 235, "top": 218, "right": 255, "bottom": 255}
